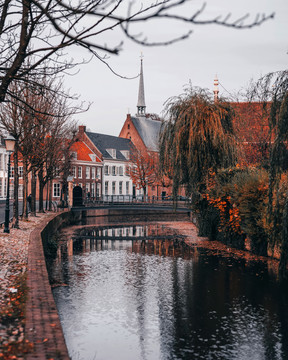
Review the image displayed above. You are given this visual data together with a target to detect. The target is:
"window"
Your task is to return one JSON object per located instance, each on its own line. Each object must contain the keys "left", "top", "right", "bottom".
{"left": 128, "top": 124, "right": 130, "bottom": 129}
{"left": 86, "top": 166, "right": 90, "bottom": 179}
{"left": 91, "top": 167, "right": 96, "bottom": 179}
{"left": 55, "top": 167, "right": 60, "bottom": 177}
{"left": 72, "top": 166, "right": 76, "bottom": 178}
{"left": 120, "top": 150, "right": 130, "bottom": 159}
{"left": 119, "top": 166, "right": 123, "bottom": 176}
{"left": 97, "top": 167, "right": 101, "bottom": 178}
{"left": 78, "top": 166, "right": 82, "bottom": 178}
{"left": 119, "top": 181, "right": 123, "bottom": 195}
{"left": 10, "top": 166, "right": 14, "bottom": 178}
{"left": 71, "top": 152, "right": 77, "bottom": 160}
{"left": 112, "top": 166, "right": 116, "bottom": 176}
{"left": 107, "top": 148, "right": 116, "bottom": 158}
{"left": 104, "top": 165, "right": 109, "bottom": 175}
{"left": 105, "top": 181, "right": 109, "bottom": 195}
{"left": 53, "top": 183, "right": 60, "bottom": 197}
{"left": 18, "top": 184, "right": 23, "bottom": 199}
{"left": 18, "top": 166, "right": 23, "bottom": 178}
{"left": 126, "top": 181, "right": 129, "bottom": 194}
{"left": 90, "top": 154, "right": 96, "bottom": 162}
{"left": 86, "top": 183, "right": 90, "bottom": 193}
{"left": 112, "top": 181, "right": 116, "bottom": 195}
{"left": 4, "top": 155, "right": 7, "bottom": 171}
{"left": 125, "top": 166, "right": 130, "bottom": 176}
{"left": 91, "top": 183, "right": 95, "bottom": 197}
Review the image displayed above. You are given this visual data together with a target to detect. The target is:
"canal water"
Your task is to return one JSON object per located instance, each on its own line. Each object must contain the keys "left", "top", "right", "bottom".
{"left": 49, "top": 223, "right": 288, "bottom": 360}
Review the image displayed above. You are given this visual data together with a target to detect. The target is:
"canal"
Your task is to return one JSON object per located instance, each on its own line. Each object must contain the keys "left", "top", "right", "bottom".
{"left": 47, "top": 221, "right": 288, "bottom": 360}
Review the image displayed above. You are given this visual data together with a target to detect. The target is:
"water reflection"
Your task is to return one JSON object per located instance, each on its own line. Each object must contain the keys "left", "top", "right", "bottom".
{"left": 50, "top": 224, "right": 288, "bottom": 360}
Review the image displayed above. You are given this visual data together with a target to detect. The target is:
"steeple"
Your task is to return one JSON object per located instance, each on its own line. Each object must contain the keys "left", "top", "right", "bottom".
{"left": 137, "top": 55, "right": 146, "bottom": 117}
{"left": 213, "top": 75, "right": 219, "bottom": 103}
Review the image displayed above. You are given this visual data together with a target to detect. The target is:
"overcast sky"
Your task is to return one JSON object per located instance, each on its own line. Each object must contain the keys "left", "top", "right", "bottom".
{"left": 63, "top": 0, "right": 288, "bottom": 137}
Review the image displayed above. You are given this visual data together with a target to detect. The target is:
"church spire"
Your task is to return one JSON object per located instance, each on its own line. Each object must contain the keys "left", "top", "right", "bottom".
{"left": 137, "top": 55, "right": 146, "bottom": 117}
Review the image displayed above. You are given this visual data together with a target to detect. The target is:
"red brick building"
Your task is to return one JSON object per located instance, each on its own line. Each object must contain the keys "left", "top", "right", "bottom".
{"left": 119, "top": 59, "right": 171, "bottom": 198}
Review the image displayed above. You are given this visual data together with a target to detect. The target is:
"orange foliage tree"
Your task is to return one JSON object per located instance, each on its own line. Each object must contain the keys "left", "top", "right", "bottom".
{"left": 129, "top": 147, "right": 157, "bottom": 196}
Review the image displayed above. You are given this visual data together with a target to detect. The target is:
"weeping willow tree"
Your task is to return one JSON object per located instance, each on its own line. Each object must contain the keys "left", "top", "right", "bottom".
{"left": 159, "top": 87, "right": 238, "bottom": 234}
{"left": 251, "top": 71, "right": 288, "bottom": 278}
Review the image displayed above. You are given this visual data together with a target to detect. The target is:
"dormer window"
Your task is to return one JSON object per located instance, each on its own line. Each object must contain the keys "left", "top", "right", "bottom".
{"left": 107, "top": 148, "right": 116, "bottom": 158}
{"left": 120, "top": 150, "right": 130, "bottom": 160}
{"left": 71, "top": 152, "right": 77, "bottom": 160}
{"left": 90, "top": 154, "right": 96, "bottom": 162}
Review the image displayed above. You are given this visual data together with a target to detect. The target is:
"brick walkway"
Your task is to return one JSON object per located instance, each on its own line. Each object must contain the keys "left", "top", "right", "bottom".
{"left": 25, "top": 213, "right": 69, "bottom": 360}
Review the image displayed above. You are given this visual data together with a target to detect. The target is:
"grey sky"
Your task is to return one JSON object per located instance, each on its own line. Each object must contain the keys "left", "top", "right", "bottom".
{"left": 64, "top": 0, "right": 288, "bottom": 136}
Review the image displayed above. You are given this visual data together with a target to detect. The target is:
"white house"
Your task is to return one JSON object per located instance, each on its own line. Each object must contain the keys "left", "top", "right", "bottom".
{"left": 83, "top": 131, "right": 143, "bottom": 201}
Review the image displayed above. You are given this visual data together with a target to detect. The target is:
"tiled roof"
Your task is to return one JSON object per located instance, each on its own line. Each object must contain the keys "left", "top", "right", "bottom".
{"left": 86, "top": 132, "right": 132, "bottom": 160}
{"left": 70, "top": 141, "right": 100, "bottom": 162}
{"left": 130, "top": 116, "right": 162, "bottom": 152}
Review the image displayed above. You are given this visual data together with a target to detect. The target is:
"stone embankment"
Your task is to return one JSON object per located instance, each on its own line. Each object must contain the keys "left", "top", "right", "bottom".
{"left": 0, "top": 212, "right": 70, "bottom": 360}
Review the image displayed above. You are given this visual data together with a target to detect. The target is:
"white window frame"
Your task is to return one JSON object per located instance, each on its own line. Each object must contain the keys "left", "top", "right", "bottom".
{"left": 18, "top": 166, "right": 23, "bottom": 178}
{"left": 53, "top": 183, "right": 61, "bottom": 197}
{"left": 86, "top": 166, "right": 90, "bottom": 179}
{"left": 78, "top": 166, "right": 82, "bottom": 178}
{"left": 91, "top": 167, "right": 96, "bottom": 179}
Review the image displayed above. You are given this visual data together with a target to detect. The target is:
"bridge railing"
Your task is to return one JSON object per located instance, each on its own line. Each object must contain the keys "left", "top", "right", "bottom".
{"left": 83, "top": 195, "right": 191, "bottom": 208}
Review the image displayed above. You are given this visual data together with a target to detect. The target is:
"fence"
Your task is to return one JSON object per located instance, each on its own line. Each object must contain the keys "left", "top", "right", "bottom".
{"left": 83, "top": 195, "right": 191, "bottom": 208}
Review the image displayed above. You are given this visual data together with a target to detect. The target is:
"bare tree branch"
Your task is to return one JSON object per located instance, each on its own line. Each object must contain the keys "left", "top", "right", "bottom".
{"left": 0, "top": 0, "right": 274, "bottom": 103}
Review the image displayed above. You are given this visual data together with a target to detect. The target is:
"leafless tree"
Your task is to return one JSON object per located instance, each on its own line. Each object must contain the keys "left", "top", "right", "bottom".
{"left": 0, "top": 0, "right": 274, "bottom": 104}
{"left": 0, "top": 76, "right": 79, "bottom": 220}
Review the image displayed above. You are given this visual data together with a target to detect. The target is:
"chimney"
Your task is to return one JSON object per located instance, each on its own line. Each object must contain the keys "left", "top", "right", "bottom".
{"left": 79, "top": 125, "right": 86, "bottom": 134}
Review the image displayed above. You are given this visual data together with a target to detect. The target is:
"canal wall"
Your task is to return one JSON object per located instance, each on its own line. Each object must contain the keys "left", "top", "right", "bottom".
{"left": 25, "top": 211, "right": 72, "bottom": 360}
{"left": 25, "top": 206, "right": 190, "bottom": 359}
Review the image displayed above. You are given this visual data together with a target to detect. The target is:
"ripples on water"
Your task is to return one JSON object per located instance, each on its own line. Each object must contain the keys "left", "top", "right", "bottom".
{"left": 50, "top": 224, "right": 288, "bottom": 360}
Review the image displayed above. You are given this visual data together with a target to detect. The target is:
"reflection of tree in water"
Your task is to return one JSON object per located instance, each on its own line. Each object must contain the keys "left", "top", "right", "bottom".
{"left": 47, "top": 222, "right": 288, "bottom": 359}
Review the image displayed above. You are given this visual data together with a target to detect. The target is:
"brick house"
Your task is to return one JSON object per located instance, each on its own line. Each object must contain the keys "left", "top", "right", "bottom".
{"left": 76, "top": 125, "right": 141, "bottom": 200}
{"left": 56, "top": 138, "right": 103, "bottom": 202}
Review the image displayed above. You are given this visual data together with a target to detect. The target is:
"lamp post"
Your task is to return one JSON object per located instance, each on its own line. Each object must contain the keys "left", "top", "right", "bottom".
{"left": 4, "top": 134, "right": 16, "bottom": 233}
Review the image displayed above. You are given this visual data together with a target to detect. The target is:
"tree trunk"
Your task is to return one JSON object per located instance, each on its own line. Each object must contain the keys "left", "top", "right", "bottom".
{"left": 31, "top": 168, "right": 37, "bottom": 216}
{"left": 48, "top": 180, "right": 53, "bottom": 211}
{"left": 12, "top": 145, "right": 19, "bottom": 228}
{"left": 279, "top": 190, "right": 288, "bottom": 280}
{"left": 22, "top": 160, "right": 29, "bottom": 220}
{"left": 38, "top": 165, "right": 45, "bottom": 212}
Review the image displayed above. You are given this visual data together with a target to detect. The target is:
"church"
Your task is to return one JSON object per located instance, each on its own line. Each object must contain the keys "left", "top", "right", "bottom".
{"left": 119, "top": 58, "right": 172, "bottom": 199}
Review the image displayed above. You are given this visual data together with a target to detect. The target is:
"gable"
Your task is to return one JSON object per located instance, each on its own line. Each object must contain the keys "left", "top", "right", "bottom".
{"left": 70, "top": 141, "right": 101, "bottom": 162}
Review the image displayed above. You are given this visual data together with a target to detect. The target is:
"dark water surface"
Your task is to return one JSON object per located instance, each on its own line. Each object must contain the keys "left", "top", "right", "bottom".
{"left": 49, "top": 223, "right": 288, "bottom": 360}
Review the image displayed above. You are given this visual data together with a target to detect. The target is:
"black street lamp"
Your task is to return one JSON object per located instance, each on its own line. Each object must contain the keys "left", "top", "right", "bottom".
{"left": 4, "top": 134, "right": 16, "bottom": 233}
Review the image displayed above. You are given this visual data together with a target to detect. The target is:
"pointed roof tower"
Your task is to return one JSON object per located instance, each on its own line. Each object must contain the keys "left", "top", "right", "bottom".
{"left": 137, "top": 55, "right": 146, "bottom": 117}
{"left": 214, "top": 75, "right": 219, "bottom": 103}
